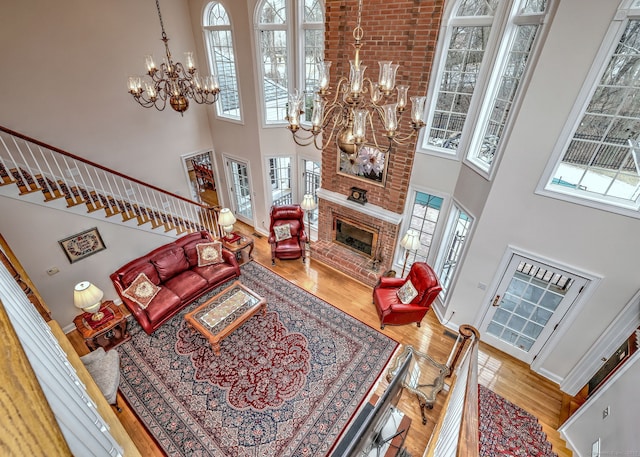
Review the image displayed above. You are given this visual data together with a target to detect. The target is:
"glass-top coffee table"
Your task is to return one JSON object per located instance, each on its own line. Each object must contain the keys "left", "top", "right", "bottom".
{"left": 184, "top": 281, "right": 266, "bottom": 355}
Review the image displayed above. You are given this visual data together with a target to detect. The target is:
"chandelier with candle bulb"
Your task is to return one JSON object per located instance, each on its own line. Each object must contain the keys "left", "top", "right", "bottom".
{"left": 286, "top": 0, "right": 427, "bottom": 155}
{"left": 127, "top": 0, "right": 220, "bottom": 115}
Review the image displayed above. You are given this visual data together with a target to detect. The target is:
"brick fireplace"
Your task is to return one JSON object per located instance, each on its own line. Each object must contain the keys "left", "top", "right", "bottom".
{"left": 311, "top": 189, "right": 402, "bottom": 286}
{"left": 309, "top": 0, "right": 444, "bottom": 286}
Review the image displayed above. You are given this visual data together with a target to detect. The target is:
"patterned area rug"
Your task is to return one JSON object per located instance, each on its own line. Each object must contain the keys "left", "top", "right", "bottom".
{"left": 118, "top": 261, "right": 398, "bottom": 457}
{"left": 479, "top": 385, "right": 558, "bottom": 457}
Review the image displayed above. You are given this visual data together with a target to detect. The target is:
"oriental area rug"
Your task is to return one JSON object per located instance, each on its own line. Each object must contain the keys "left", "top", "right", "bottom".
{"left": 118, "top": 261, "right": 398, "bottom": 457}
{"left": 479, "top": 385, "right": 558, "bottom": 457}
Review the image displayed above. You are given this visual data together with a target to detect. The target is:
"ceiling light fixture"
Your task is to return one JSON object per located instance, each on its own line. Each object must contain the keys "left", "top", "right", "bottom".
{"left": 286, "top": 0, "right": 427, "bottom": 155}
{"left": 127, "top": 0, "right": 220, "bottom": 115}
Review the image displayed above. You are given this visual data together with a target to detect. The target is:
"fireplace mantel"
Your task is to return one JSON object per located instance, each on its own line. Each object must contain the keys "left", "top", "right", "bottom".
{"left": 316, "top": 188, "right": 403, "bottom": 225}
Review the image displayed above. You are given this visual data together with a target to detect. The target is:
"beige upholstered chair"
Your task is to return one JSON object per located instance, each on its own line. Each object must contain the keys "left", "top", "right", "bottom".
{"left": 80, "top": 347, "right": 121, "bottom": 412}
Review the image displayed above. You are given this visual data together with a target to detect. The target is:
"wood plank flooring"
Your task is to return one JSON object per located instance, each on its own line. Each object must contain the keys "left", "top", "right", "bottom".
{"left": 66, "top": 222, "right": 572, "bottom": 457}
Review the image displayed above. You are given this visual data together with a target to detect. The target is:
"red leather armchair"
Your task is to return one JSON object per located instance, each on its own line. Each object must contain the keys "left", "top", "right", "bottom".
{"left": 268, "top": 204, "right": 307, "bottom": 265}
{"left": 372, "top": 262, "right": 442, "bottom": 329}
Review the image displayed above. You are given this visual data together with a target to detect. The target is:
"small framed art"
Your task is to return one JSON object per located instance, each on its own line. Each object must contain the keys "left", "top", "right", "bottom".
{"left": 59, "top": 227, "right": 106, "bottom": 263}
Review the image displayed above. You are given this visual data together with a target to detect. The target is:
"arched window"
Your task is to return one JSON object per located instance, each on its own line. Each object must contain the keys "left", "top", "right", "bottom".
{"left": 256, "top": 0, "right": 324, "bottom": 125}
{"left": 420, "top": 0, "right": 549, "bottom": 177}
{"left": 204, "top": 2, "right": 241, "bottom": 120}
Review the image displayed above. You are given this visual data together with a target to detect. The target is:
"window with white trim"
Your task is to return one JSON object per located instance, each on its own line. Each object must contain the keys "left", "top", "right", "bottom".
{"left": 269, "top": 156, "right": 293, "bottom": 205}
{"left": 402, "top": 191, "right": 444, "bottom": 271}
{"left": 302, "top": 159, "right": 320, "bottom": 229}
{"left": 256, "top": 0, "right": 324, "bottom": 124}
{"left": 435, "top": 204, "right": 473, "bottom": 297}
{"left": 203, "top": 2, "right": 241, "bottom": 120}
{"left": 421, "top": 0, "right": 548, "bottom": 176}
{"left": 544, "top": 5, "right": 640, "bottom": 212}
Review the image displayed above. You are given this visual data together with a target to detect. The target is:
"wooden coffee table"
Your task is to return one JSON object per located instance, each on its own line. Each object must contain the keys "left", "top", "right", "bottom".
{"left": 184, "top": 281, "right": 266, "bottom": 356}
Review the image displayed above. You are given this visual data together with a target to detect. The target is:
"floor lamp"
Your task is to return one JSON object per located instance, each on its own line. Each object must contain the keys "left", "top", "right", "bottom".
{"left": 300, "top": 194, "right": 317, "bottom": 246}
{"left": 400, "top": 229, "right": 421, "bottom": 277}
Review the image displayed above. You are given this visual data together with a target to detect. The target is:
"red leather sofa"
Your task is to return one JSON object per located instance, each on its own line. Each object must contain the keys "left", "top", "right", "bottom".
{"left": 372, "top": 262, "right": 442, "bottom": 329}
{"left": 110, "top": 230, "right": 240, "bottom": 334}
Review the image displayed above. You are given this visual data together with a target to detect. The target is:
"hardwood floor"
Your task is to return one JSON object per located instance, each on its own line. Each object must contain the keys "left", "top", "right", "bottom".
{"left": 66, "top": 222, "right": 572, "bottom": 456}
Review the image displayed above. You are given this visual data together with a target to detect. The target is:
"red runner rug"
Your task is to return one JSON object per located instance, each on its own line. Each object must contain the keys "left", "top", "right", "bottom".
{"left": 479, "top": 385, "right": 558, "bottom": 457}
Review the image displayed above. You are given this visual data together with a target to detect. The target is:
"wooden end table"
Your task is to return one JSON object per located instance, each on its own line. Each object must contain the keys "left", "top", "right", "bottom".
{"left": 184, "top": 281, "right": 266, "bottom": 356}
{"left": 73, "top": 301, "right": 131, "bottom": 352}
{"left": 222, "top": 233, "right": 254, "bottom": 262}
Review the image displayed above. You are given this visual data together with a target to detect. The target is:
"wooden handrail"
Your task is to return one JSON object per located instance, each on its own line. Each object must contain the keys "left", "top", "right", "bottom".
{"left": 424, "top": 325, "right": 480, "bottom": 457}
{"left": 0, "top": 124, "right": 211, "bottom": 210}
{"left": 0, "top": 233, "right": 51, "bottom": 321}
{"left": 0, "top": 298, "right": 72, "bottom": 456}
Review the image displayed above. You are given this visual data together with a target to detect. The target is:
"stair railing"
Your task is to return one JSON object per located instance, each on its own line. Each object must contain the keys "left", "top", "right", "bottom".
{"left": 0, "top": 125, "right": 220, "bottom": 238}
{"left": 424, "top": 325, "right": 480, "bottom": 457}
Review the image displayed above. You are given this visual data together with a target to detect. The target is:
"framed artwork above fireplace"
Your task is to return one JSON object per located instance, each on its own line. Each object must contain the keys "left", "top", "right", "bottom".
{"left": 338, "top": 146, "right": 387, "bottom": 186}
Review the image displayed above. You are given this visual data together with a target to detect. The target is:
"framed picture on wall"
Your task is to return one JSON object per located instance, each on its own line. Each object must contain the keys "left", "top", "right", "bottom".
{"left": 59, "top": 227, "right": 106, "bottom": 263}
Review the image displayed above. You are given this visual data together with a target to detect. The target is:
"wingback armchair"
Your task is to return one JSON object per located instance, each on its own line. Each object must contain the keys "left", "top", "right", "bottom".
{"left": 268, "top": 204, "right": 307, "bottom": 265}
{"left": 373, "top": 262, "right": 442, "bottom": 329}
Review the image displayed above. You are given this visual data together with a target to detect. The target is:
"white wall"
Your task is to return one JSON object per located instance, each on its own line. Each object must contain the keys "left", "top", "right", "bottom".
{"left": 437, "top": 0, "right": 640, "bottom": 384}
{"left": 559, "top": 352, "right": 640, "bottom": 457}
{"left": 0, "top": 0, "right": 213, "bottom": 326}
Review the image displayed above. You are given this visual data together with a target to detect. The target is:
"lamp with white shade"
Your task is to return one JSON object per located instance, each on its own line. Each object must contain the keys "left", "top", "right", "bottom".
{"left": 74, "top": 281, "right": 106, "bottom": 322}
{"left": 300, "top": 194, "right": 317, "bottom": 245}
{"left": 218, "top": 208, "right": 237, "bottom": 240}
{"left": 400, "top": 229, "right": 421, "bottom": 277}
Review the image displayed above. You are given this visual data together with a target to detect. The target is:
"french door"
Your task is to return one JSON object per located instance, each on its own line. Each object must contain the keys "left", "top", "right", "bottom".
{"left": 225, "top": 158, "right": 253, "bottom": 224}
{"left": 479, "top": 253, "right": 587, "bottom": 364}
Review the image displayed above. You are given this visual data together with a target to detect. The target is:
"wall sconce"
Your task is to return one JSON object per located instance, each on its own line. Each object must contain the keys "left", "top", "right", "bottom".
{"left": 400, "top": 229, "right": 421, "bottom": 277}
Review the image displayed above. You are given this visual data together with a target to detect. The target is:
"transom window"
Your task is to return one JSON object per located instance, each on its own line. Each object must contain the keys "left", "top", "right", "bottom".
{"left": 421, "top": 0, "right": 548, "bottom": 177}
{"left": 203, "top": 2, "right": 241, "bottom": 120}
{"left": 256, "top": 0, "right": 324, "bottom": 125}
{"left": 544, "top": 8, "right": 640, "bottom": 212}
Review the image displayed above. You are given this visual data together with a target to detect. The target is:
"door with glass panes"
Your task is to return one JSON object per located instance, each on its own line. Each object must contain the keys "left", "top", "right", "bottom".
{"left": 479, "top": 254, "right": 586, "bottom": 364}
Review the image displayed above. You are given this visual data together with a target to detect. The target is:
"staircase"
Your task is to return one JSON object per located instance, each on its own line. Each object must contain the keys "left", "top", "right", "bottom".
{"left": 0, "top": 125, "right": 220, "bottom": 238}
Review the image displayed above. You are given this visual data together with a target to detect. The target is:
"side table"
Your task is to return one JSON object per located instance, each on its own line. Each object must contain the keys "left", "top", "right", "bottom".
{"left": 222, "top": 233, "right": 254, "bottom": 262}
{"left": 73, "top": 301, "right": 131, "bottom": 352}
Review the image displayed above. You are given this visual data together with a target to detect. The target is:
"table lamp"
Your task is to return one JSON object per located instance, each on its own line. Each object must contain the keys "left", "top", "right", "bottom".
{"left": 300, "top": 194, "right": 317, "bottom": 244}
{"left": 218, "top": 207, "right": 237, "bottom": 240}
{"left": 400, "top": 229, "right": 421, "bottom": 277}
{"left": 74, "top": 281, "right": 105, "bottom": 322}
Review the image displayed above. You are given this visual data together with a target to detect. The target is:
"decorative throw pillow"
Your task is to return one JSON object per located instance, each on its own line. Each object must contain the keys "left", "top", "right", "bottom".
{"left": 123, "top": 273, "right": 161, "bottom": 309}
{"left": 196, "top": 241, "right": 224, "bottom": 267}
{"left": 397, "top": 279, "right": 418, "bottom": 304}
{"left": 274, "top": 223, "right": 292, "bottom": 242}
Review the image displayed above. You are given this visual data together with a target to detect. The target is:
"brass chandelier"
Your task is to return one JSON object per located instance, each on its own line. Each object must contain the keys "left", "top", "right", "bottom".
{"left": 286, "top": 0, "right": 427, "bottom": 155}
{"left": 127, "top": 0, "right": 220, "bottom": 115}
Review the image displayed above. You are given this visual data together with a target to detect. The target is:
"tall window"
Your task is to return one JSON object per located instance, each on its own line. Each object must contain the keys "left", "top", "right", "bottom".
{"left": 256, "top": 0, "right": 324, "bottom": 124}
{"left": 435, "top": 204, "right": 473, "bottom": 297}
{"left": 543, "top": 5, "right": 640, "bottom": 213}
{"left": 269, "top": 157, "right": 293, "bottom": 205}
{"left": 421, "top": 0, "right": 548, "bottom": 176}
{"left": 301, "top": 0, "right": 324, "bottom": 122}
{"left": 204, "top": 2, "right": 241, "bottom": 120}
{"left": 402, "top": 191, "right": 444, "bottom": 271}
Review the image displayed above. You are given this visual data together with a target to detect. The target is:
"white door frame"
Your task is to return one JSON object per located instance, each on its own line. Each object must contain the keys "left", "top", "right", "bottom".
{"left": 223, "top": 154, "right": 255, "bottom": 227}
{"left": 180, "top": 149, "right": 215, "bottom": 201}
{"left": 475, "top": 245, "right": 601, "bottom": 382}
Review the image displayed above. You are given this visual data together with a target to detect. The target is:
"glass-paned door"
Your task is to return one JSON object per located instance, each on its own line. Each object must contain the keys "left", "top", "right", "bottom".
{"left": 480, "top": 254, "right": 587, "bottom": 364}
{"left": 225, "top": 158, "right": 253, "bottom": 223}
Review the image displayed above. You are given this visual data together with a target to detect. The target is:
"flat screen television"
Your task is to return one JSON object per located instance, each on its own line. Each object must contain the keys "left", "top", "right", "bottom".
{"left": 331, "top": 350, "right": 412, "bottom": 457}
